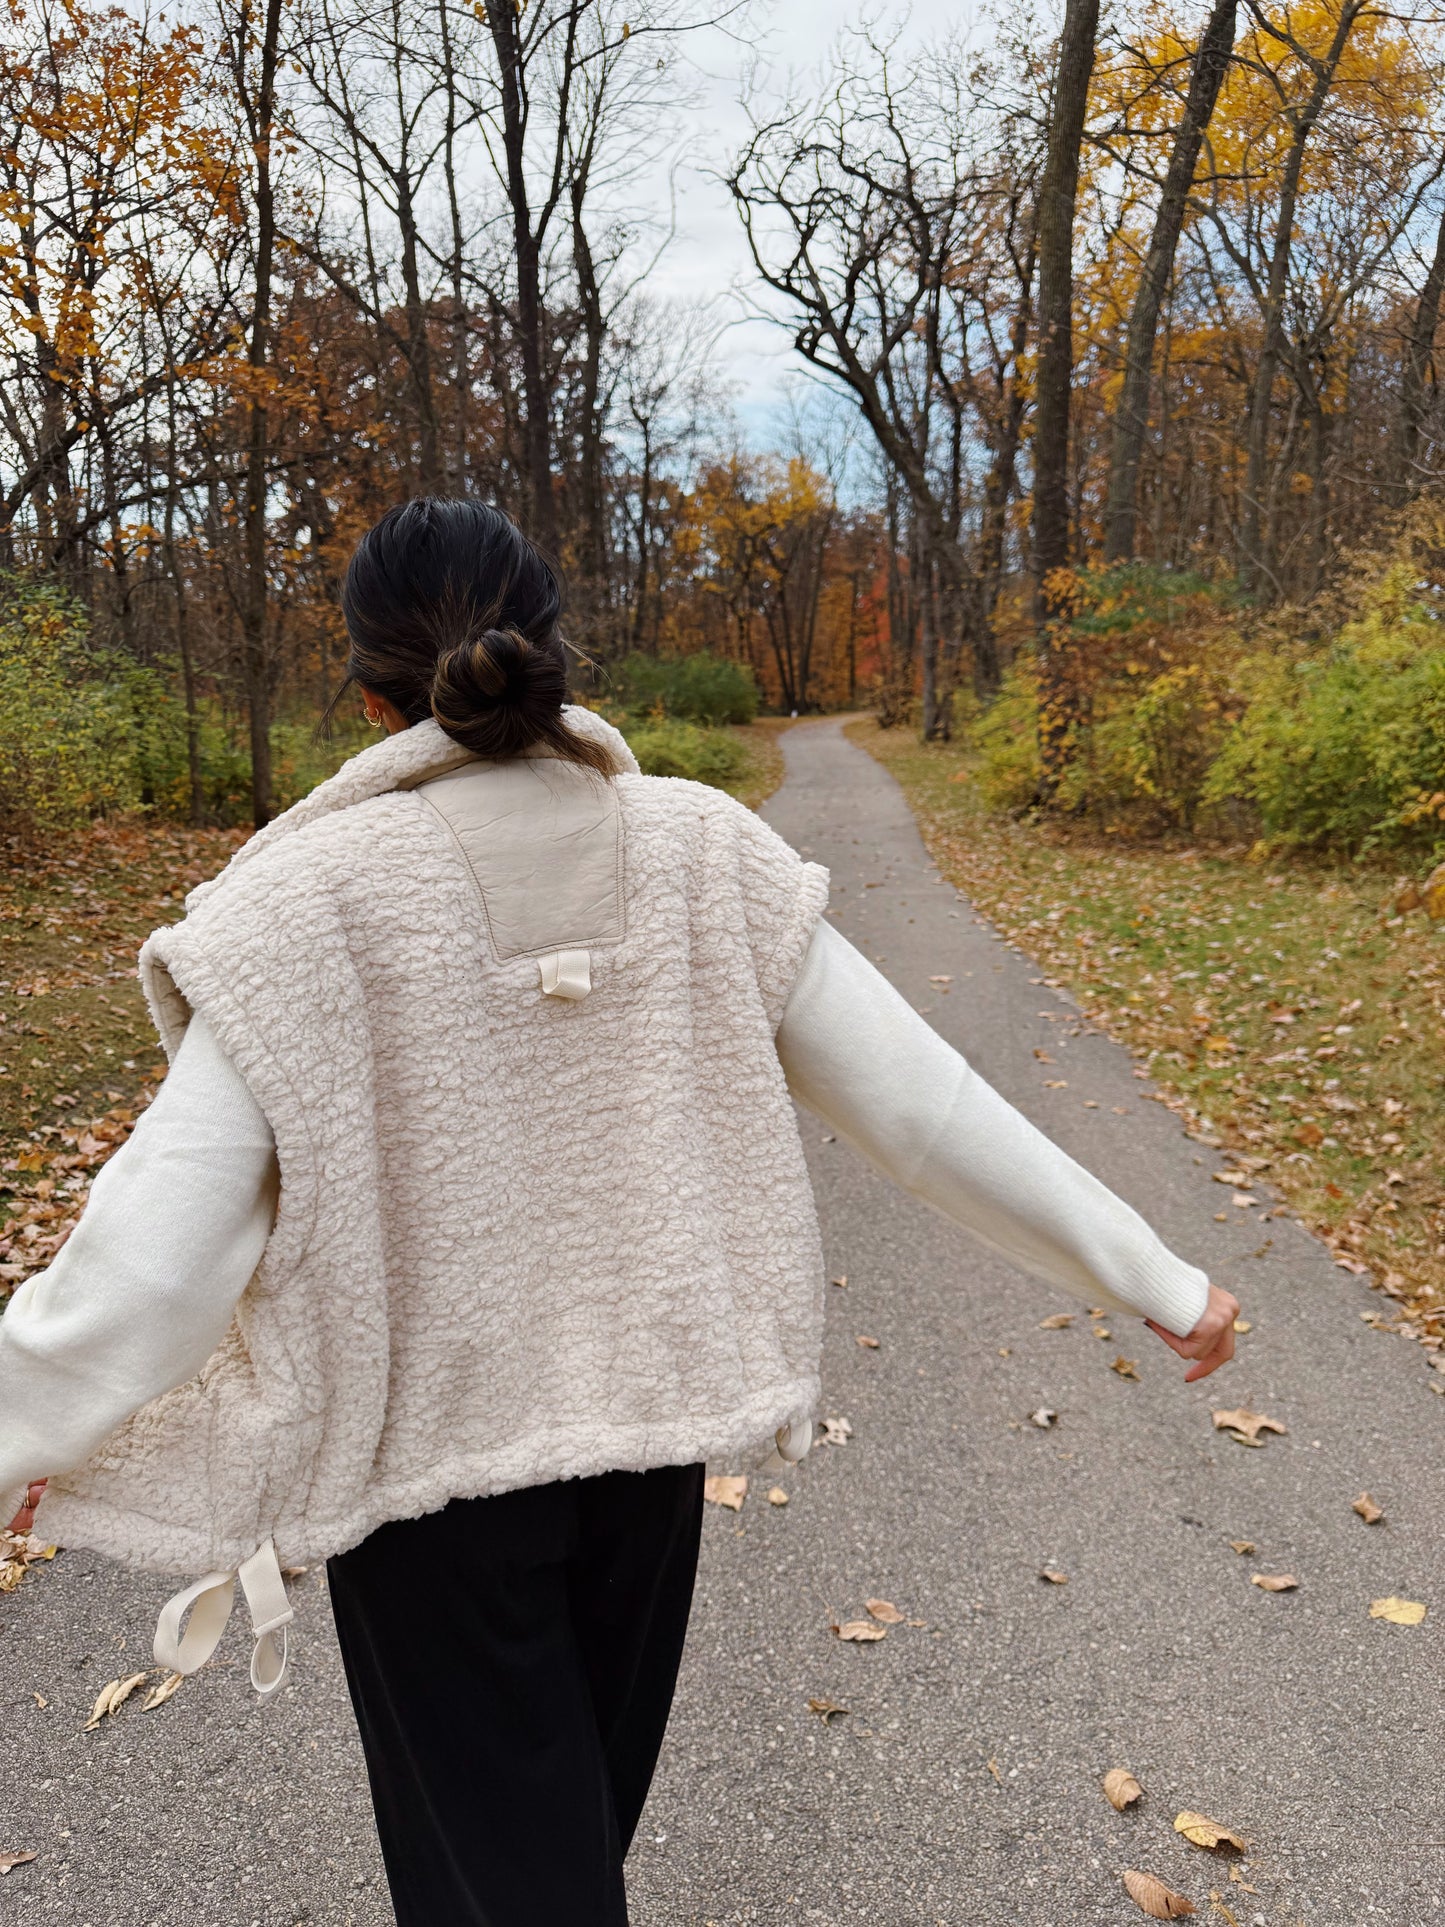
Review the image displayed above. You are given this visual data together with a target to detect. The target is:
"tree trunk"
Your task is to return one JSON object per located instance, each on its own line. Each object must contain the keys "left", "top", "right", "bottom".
{"left": 572, "top": 184, "right": 609, "bottom": 628}
{"left": 239, "top": 0, "right": 284, "bottom": 828}
{"left": 1392, "top": 204, "right": 1445, "bottom": 504}
{"left": 1032, "top": 0, "right": 1100, "bottom": 788}
{"left": 488, "top": 8, "right": 557, "bottom": 553}
{"left": 1239, "top": 2, "right": 1362, "bottom": 596}
{"left": 1104, "top": 0, "right": 1236, "bottom": 563}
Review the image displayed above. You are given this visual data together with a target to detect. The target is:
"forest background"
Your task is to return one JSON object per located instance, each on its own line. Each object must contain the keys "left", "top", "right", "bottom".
{"left": 3, "top": 0, "right": 1445, "bottom": 1358}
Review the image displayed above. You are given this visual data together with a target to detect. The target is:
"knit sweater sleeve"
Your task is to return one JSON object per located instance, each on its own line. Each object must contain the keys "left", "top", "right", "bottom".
{"left": 0, "top": 1013, "right": 277, "bottom": 1527}
{"left": 775, "top": 917, "right": 1210, "bottom": 1337}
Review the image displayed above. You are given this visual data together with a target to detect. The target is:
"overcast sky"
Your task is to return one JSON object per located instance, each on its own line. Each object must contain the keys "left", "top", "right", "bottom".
{"left": 641, "top": 1, "right": 966, "bottom": 439}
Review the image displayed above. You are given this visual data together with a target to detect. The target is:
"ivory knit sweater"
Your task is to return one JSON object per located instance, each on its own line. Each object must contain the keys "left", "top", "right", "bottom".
{"left": 0, "top": 713, "right": 1211, "bottom": 1572}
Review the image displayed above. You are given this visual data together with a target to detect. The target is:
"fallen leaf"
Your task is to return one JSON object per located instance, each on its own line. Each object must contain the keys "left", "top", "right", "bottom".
{"left": 1227, "top": 1864, "right": 1260, "bottom": 1893}
{"left": 929, "top": 974, "right": 953, "bottom": 985}
{"left": 866, "top": 1597, "right": 905, "bottom": 1624}
{"left": 1352, "top": 1493, "right": 1384, "bottom": 1525}
{"left": 1033, "top": 1047, "right": 1055, "bottom": 1062}
{"left": 1104, "top": 1767, "right": 1144, "bottom": 1810}
{"left": 1111, "top": 1356, "right": 1140, "bottom": 1380}
{"left": 1123, "top": 1869, "right": 1196, "bottom": 1917}
{"left": 985, "top": 1756, "right": 1003, "bottom": 1784}
{"left": 1294, "top": 1122, "right": 1324, "bottom": 1148}
{"left": 84, "top": 1670, "right": 150, "bottom": 1730}
{"left": 1211, "top": 1408, "right": 1286, "bottom": 1444}
{"left": 1229, "top": 1540, "right": 1255, "bottom": 1556}
{"left": 766, "top": 1486, "right": 789, "bottom": 1506}
{"left": 1422, "top": 860, "right": 1445, "bottom": 919}
{"left": 1369, "top": 1595, "right": 1426, "bottom": 1625}
{"left": 703, "top": 1475, "right": 747, "bottom": 1513}
{"left": 833, "top": 1618, "right": 886, "bottom": 1642}
{"left": 0, "top": 1852, "right": 37, "bottom": 1876}
{"left": 1039, "top": 1566, "right": 1068, "bottom": 1585}
{"left": 856, "top": 1333, "right": 880, "bottom": 1349}
{"left": 1029, "top": 1407, "right": 1058, "bottom": 1429}
{"left": 1232, "top": 1318, "right": 1251, "bottom": 1334}
{"left": 806, "top": 1697, "right": 849, "bottom": 1722}
{"left": 140, "top": 1672, "right": 184, "bottom": 1711}
{"left": 817, "top": 1416, "right": 853, "bottom": 1447}
{"left": 1174, "top": 1810, "right": 1247, "bottom": 1852}
{"left": 829, "top": 1274, "right": 847, "bottom": 1288}
{"left": 1038, "top": 1312, "right": 1075, "bottom": 1329}
{"left": 1250, "top": 1573, "right": 1298, "bottom": 1592}
{"left": 1044, "top": 1078, "right": 1069, "bottom": 1088}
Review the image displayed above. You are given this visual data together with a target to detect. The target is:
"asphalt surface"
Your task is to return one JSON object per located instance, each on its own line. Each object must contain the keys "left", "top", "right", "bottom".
{"left": 5, "top": 717, "right": 1444, "bottom": 1926}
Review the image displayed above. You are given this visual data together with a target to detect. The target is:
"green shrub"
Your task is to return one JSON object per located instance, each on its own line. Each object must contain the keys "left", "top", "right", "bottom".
{"left": 614, "top": 652, "right": 758, "bottom": 725}
{"left": 0, "top": 575, "right": 146, "bottom": 833}
{"left": 1206, "top": 563, "right": 1445, "bottom": 854}
{"left": 973, "top": 665, "right": 1042, "bottom": 811}
{"left": 622, "top": 718, "right": 750, "bottom": 789}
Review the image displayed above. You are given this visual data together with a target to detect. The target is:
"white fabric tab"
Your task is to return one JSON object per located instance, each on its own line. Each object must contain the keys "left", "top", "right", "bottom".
{"left": 539, "top": 948, "right": 591, "bottom": 1000}
{"left": 153, "top": 1537, "right": 293, "bottom": 1697}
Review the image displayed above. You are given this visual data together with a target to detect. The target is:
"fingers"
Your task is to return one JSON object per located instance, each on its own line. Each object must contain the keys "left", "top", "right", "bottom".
{"left": 1184, "top": 1324, "right": 1236, "bottom": 1382}
{"left": 1145, "top": 1283, "right": 1241, "bottom": 1381}
{"left": 7, "top": 1480, "right": 45, "bottom": 1538}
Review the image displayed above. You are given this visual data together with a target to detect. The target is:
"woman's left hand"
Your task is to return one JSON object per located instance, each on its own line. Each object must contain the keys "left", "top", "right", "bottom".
{"left": 7, "top": 1480, "right": 46, "bottom": 1537}
{"left": 1145, "top": 1283, "right": 1240, "bottom": 1382}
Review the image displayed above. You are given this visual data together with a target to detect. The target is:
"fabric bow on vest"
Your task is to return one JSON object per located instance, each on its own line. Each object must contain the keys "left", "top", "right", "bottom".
{"left": 154, "top": 1539, "right": 293, "bottom": 1696}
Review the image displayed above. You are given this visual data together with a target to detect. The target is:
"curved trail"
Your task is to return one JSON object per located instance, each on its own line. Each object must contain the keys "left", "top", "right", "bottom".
{"left": 5, "top": 719, "right": 1443, "bottom": 1926}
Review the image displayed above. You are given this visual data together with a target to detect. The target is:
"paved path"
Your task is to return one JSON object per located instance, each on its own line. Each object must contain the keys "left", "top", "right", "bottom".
{"left": 5, "top": 719, "right": 1444, "bottom": 1926}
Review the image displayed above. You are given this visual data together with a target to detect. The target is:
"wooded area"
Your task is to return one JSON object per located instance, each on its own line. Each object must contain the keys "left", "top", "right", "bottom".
{"left": 4, "top": 0, "right": 1445, "bottom": 849}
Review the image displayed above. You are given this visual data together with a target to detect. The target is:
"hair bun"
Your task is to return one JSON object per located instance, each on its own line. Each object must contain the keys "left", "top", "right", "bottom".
{"left": 431, "top": 626, "right": 567, "bottom": 759}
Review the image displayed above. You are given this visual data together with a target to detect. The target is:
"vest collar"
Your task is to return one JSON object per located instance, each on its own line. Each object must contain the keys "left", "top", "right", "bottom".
{"left": 187, "top": 710, "right": 636, "bottom": 913}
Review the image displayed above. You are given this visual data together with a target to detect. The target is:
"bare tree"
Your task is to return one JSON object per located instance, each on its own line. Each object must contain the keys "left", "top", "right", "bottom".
{"left": 1104, "top": 0, "right": 1237, "bottom": 562}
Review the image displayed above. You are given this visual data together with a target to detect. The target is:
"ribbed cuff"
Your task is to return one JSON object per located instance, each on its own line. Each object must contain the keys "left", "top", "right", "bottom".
{"left": 1115, "top": 1241, "right": 1211, "bottom": 1338}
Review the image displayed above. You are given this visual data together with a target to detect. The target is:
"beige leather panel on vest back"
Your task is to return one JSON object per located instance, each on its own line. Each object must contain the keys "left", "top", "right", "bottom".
{"left": 413, "top": 756, "right": 624, "bottom": 998}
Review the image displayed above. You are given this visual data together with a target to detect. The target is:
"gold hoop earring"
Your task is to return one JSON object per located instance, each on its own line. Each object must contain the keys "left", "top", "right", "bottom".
{"left": 365, "top": 709, "right": 383, "bottom": 728}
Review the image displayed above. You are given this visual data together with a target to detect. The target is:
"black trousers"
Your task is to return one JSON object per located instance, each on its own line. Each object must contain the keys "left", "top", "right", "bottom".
{"left": 327, "top": 1462, "right": 705, "bottom": 1927}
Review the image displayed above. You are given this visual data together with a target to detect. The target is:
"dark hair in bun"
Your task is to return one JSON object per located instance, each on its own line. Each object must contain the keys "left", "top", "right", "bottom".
{"left": 332, "top": 496, "right": 617, "bottom": 776}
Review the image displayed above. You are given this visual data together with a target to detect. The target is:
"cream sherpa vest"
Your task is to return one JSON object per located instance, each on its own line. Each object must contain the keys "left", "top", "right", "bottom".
{"left": 40, "top": 710, "right": 830, "bottom": 1618}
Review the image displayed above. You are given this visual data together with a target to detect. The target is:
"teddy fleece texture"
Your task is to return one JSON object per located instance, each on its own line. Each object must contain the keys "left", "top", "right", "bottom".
{"left": 38, "top": 712, "right": 829, "bottom": 1577}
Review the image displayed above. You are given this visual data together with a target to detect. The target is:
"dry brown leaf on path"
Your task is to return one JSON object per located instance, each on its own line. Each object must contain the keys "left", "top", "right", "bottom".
{"left": 0, "top": 1853, "right": 36, "bottom": 1876}
{"left": 1228, "top": 1541, "right": 1255, "bottom": 1556}
{"left": 84, "top": 1671, "right": 150, "bottom": 1730}
{"left": 1039, "top": 1567, "right": 1069, "bottom": 1585}
{"left": 816, "top": 1416, "right": 852, "bottom": 1447}
{"left": 1174, "top": 1811, "right": 1247, "bottom": 1853}
{"left": 833, "top": 1618, "right": 887, "bottom": 1643}
{"left": 702, "top": 1475, "right": 747, "bottom": 1513}
{"left": 1251, "top": 1573, "right": 1298, "bottom": 1593}
{"left": 1123, "top": 1869, "right": 1197, "bottom": 1917}
{"left": 865, "top": 1597, "right": 904, "bottom": 1624}
{"left": 1104, "top": 1767, "right": 1143, "bottom": 1810}
{"left": 140, "top": 1672, "right": 184, "bottom": 1712}
{"left": 1211, "top": 1408, "right": 1286, "bottom": 1445}
{"left": 855, "top": 1333, "right": 880, "bottom": 1349}
{"left": 806, "top": 1697, "right": 849, "bottom": 1722}
{"left": 1111, "top": 1356, "right": 1140, "bottom": 1380}
{"left": 1353, "top": 1493, "right": 1384, "bottom": 1525}
{"left": 1029, "top": 1407, "right": 1058, "bottom": 1429}
{"left": 1369, "top": 1596, "right": 1426, "bottom": 1625}
{"left": 766, "top": 1487, "right": 789, "bottom": 1506}
{"left": 1038, "top": 1312, "right": 1074, "bottom": 1329}
{"left": 31, "top": 1693, "right": 46, "bottom": 1709}
{"left": 829, "top": 1274, "right": 847, "bottom": 1288}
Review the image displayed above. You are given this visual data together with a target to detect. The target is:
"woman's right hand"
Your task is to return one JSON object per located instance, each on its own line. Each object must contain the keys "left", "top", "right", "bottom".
{"left": 1145, "top": 1283, "right": 1240, "bottom": 1382}
{"left": 7, "top": 1480, "right": 46, "bottom": 1537}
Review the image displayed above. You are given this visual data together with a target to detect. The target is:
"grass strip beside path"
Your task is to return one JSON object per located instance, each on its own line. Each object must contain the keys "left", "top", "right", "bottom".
{"left": 850, "top": 719, "right": 1445, "bottom": 1369}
